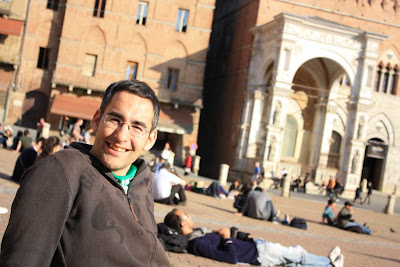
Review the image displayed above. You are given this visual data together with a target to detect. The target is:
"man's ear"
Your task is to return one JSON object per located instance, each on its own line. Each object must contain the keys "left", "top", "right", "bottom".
{"left": 92, "top": 109, "right": 101, "bottom": 132}
{"left": 144, "top": 129, "right": 157, "bottom": 151}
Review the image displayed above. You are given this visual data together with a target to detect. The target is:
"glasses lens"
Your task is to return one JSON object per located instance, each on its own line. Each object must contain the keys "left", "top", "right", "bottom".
{"left": 129, "top": 128, "right": 143, "bottom": 138}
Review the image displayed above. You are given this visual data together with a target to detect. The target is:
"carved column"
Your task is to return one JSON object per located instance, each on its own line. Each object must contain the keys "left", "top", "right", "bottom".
{"left": 246, "top": 89, "right": 265, "bottom": 158}
{"left": 340, "top": 101, "right": 369, "bottom": 198}
{"left": 314, "top": 101, "right": 338, "bottom": 184}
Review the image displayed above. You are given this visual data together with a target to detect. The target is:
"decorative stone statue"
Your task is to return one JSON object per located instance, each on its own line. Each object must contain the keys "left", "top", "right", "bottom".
{"left": 273, "top": 101, "right": 281, "bottom": 125}
{"left": 268, "top": 136, "right": 276, "bottom": 161}
{"left": 351, "top": 150, "right": 360, "bottom": 174}
{"left": 357, "top": 116, "right": 365, "bottom": 139}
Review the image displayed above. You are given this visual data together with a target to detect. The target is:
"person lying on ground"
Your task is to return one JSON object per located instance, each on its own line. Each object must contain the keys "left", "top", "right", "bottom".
{"left": 337, "top": 201, "right": 373, "bottom": 235}
{"left": 153, "top": 161, "right": 187, "bottom": 205}
{"left": 164, "top": 208, "right": 344, "bottom": 267}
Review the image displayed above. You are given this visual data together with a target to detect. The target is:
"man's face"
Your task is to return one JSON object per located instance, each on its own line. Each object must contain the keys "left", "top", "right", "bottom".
{"left": 175, "top": 209, "right": 194, "bottom": 230}
{"left": 90, "top": 91, "right": 157, "bottom": 176}
{"left": 345, "top": 205, "right": 353, "bottom": 211}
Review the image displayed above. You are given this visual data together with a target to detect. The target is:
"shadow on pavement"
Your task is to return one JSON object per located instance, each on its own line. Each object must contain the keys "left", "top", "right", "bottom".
{"left": 350, "top": 251, "right": 400, "bottom": 264}
{"left": 193, "top": 200, "right": 235, "bottom": 214}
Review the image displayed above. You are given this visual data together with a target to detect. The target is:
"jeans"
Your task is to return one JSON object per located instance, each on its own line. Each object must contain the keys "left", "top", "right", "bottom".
{"left": 345, "top": 222, "right": 372, "bottom": 235}
{"left": 253, "top": 239, "right": 332, "bottom": 267}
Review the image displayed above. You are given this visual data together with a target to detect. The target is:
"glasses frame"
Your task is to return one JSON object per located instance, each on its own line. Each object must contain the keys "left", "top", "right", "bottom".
{"left": 102, "top": 114, "right": 150, "bottom": 138}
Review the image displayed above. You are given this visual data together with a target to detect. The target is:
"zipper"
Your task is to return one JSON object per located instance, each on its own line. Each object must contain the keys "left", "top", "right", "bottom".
{"left": 126, "top": 192, "right": 139, "bottom": 221}
{"left": 126, "top": 188, "right": 157, "bottom": 266}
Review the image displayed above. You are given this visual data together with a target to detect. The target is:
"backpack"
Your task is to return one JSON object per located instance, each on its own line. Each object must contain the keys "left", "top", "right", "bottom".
{"left": 290, "top": 217, "right": 308, "bottom": 230}
{"left": 157, "top": 223, "right": 188, "bottom": 253}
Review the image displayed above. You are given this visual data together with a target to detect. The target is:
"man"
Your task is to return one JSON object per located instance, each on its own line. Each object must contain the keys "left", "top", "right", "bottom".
{"left": 362, "top": 181, "right": 373, "bottom": 204}
{"left": 164, "top": 209, "right": 344, "bottom": 267}
{"left": 337, "top": 201, "right": 373, "bottom": 235}
{"left": 19, "top": 129, "right": 34, "bottom": 151}
{"left": 0, "top": 80, "right": 170, "bottom": 266}
{"left": 236, "top": 186, "right": 281, "bottom": 223}
{"left": 153, "top": 161, "right": 187, "bottom": 205}
{"left": 71, "top": 118, "right": 84, "bottom": 142}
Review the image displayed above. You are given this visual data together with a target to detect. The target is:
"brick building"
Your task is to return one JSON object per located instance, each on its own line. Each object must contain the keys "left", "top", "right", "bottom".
{"left": 198, "top": 0, "right": 400, "bottom": 195}
{"left": 0, "top": 0, "right": 26, "bottom": 122}
{"left": 8, "top": 0, "right": 215, "bottom": 164}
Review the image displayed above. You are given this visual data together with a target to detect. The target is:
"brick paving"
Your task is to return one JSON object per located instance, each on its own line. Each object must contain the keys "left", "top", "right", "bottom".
{"left": 0, "top": 148, "right": 399, "bottom": 266}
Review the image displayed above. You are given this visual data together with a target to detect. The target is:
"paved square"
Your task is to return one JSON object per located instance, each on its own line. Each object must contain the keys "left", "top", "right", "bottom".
{"left": 0, "top": 148, "right": 398, "bottom": 266}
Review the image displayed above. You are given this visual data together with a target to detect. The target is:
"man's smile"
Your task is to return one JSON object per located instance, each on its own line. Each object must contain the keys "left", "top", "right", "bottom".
{"left": 106, "top": 142, "right": 130, "bottom": 153}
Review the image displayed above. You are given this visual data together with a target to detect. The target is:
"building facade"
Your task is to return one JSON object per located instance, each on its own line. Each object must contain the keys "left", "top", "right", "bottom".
{"left": 0, "top": 0, "right": 27, "bottom": 122}
{"left": 8, "top": 0, "right": 215, "bottom": 163}
{"left": 198, "top": 0, "right": 400, "bottom": 195}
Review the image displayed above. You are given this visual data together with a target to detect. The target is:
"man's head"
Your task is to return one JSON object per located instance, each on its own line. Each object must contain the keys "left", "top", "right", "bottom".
{"left": 90, "top": 80, "right": 159, "bottom": 176}
{"left": 100, "top": 80, "right": 160, "bottom": 131}
{"left": 344, "top": 201, "right": 353, "bottom": 210}
{"left": 77, "top": 119, "right": 83, "bottom": 126}
{"left": 164, "top": 209, "right": 194, "bottom": 235}
{"left": 24, "top": 129, "right": 30, "bottom": 136}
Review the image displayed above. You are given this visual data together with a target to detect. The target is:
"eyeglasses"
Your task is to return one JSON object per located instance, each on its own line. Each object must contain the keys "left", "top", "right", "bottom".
{"left": 103, "top": 114, "right": 149, "bottom": 138}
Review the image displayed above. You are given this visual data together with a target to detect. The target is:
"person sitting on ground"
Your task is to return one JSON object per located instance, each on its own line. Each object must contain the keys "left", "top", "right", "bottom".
{"left": 35, "top": 136, "right": 61, "bottom": 162}
{"left": 11, "top": 130, "right": 23, "bottom": 151}
{"left": 19, "top": 129, "right": 35, "bottom": 152}
{"left": 153, "top": 161, "right": 187, "bottom": 205}
{"left": 337, "top": 201, "right": 373, "bottom": 235}
{"left": 2, "top": 128, "right": 13, "bottom": 149}
{"left": 322, "top": 198, "right": 337, "bottom": 226}
{"left": 10, "top": 137, "right": 45, "bottom": 183}
{"left": 164, "top": 209, "right": 344, "bottom": 267}
{"left": 236, "top": 183, "right": 281, "bottom": 223}
{"left": 228, "top": 179, "right": 242, "bottom": 199}
{"left": 233, "top": 182, "right": 253, "bottom": 212}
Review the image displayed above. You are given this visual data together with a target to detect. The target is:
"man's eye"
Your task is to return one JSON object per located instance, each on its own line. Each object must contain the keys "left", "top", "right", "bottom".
{"left": 109, "top": 117, "right": 120, "bottom": 123}
{"left": 132, "top": 125, "right": 144, "bottom": 132}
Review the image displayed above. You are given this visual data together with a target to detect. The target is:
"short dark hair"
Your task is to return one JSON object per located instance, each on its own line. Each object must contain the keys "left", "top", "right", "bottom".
{"left": 328, "top": 198, "right": 335, "bottom": 205}
{"left": 41, "top": 136, "right": 60, "bottom": 158}
{"left": 164, "top": 209, "right": 183, "bottom": 234}
{"left": 24, "top": 129, "right": 30, "bottom": 136}
{"left": 100, "top": 80, "right": 160, "bottom": 131}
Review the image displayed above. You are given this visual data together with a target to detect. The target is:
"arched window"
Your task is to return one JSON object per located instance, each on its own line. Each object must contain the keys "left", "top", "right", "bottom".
{"left": 382, "top": 66, "right": 390, "bottom": 93}
{"left": 281, "top": 116, "right": 297, "bottom": 157}
{"left": 390, "top": 67, "right": 398, "bottom": 95}
{"left": 374, "top": 64, "right": 382, "bottom": 92}
{"left": 327, "top": 131, "right": 342, "bottom": 168}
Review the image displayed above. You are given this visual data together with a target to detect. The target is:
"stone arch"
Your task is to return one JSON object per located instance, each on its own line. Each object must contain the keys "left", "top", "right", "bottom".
{"left": 367, "top": 112, "right": 395, "bottom": 146}
{"left": 163, "top": 41, "right": 188, "bottom": 80}
{"left": 121, "top": 33, "right": 148, "bottom": 78}
{"left": 255, "top": 55, "right": 276, "bottom": 87}
{"left": 287, "top": 49, "right": 355, "bottom": 90}
{"left": 80, "top": 26, "right": 107, "bottom": 68}
{"left": 164, "top": 41, "right": 188, "bottom": 60}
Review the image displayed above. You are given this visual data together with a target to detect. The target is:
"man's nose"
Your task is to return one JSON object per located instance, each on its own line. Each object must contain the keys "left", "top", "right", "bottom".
{"left": 114, "top": 123, "right": 130, "bottom": 140}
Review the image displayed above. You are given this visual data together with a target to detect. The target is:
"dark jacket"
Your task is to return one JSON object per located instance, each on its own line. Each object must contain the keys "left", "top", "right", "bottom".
{"left": 337, "top": 207, "right": 352, "bottom": 228}
{"left": 0, "top": 142, "right": 169, "bottom": 266}
{"left": 187, "top": 230, "right": 259, "bottom": 265}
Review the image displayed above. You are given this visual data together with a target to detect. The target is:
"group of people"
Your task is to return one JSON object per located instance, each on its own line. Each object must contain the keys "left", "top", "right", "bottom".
{"left": 322, "top": 199, "right": 373, "bottom": 235}
{"left": 0, "top": 78, "right": 353, "bottom": 266}
{"left": 0, "top": 125, "right": 34, "bottom": 152}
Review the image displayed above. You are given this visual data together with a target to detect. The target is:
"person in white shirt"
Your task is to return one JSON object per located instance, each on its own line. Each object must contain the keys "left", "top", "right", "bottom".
{"left": 153, "top": 162, "right": 187, "bottom": 205}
